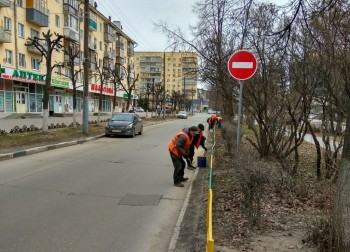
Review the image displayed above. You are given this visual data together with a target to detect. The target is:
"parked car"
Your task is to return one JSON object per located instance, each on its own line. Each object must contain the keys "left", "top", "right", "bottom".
{"left": 176, "top": 111, "right": 188, "bottom": 119}
{"left": 134, "top": 107, "right": 145, "bottom": 112}
{"left": 105, "top": 113, "right": 143, "bottom": 137}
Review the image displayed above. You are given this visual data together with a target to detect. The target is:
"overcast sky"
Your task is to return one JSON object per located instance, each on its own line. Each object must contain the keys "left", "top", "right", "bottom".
{"left": 97, "top": 0, "right": 290, "bottom": 52}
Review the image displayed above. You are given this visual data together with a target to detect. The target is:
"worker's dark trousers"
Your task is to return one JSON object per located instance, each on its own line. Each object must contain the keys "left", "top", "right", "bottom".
{"left": 169, "top": 152, "right": 185, "bottom": 183}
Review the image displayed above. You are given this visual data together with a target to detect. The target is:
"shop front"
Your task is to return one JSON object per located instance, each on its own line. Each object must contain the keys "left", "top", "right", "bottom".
{"left": 0, "top": 65, "right": 72, "bottom": 116}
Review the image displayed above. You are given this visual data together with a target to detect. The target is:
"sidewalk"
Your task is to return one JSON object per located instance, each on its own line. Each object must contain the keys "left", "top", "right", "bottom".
{"left": 0, "top": 112, "right": 159, "bottom": 133}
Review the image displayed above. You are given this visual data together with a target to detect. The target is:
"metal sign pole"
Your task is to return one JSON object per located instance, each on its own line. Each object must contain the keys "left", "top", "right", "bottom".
{"left": 237, "top": 81, "right": 243, "bottom": 146}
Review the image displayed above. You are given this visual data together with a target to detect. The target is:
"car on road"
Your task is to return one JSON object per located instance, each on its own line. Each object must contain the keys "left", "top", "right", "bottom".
{"left": 105, "top": 113, "right": 143, "bottom": 137}
{"left": 176, "top": 111, "right": 188, "bottom": 119}
{"left": 134, "top": 107, "right": 145, "bottom": 112}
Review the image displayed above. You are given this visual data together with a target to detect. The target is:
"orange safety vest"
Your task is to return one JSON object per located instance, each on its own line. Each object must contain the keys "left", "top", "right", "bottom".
{"left": 168, "top": 130, "right": 192, "bottom": 157}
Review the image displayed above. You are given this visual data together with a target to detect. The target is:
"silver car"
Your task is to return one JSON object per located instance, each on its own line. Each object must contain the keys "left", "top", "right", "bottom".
{"left": 176, "top": 111, "right": 188, "bottom": 119}
{"left": 105, "top": 113, "right": 143, "bottom": 137}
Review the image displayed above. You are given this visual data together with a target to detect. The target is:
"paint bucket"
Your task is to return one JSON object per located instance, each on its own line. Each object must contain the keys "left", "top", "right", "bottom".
{"left": 197, "top": 156, "right": 207, "bottom": 168}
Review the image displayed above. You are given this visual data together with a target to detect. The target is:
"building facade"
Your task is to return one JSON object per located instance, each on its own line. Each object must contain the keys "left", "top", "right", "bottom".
{"left": 134, "top": 51, "right": 198, "bottom": 111}
{"left": 0, "top": 0, "right": 136, "bottom": 117}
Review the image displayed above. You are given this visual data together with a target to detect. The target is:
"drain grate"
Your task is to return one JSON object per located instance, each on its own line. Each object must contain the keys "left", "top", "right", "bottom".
{"left": 118, "top": 194, "right": 162, "bottom": 206}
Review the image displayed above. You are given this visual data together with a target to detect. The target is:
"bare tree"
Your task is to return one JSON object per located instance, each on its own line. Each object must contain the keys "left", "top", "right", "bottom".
{"left": 25, "top": 30, "right": 64, "bottom": 132}
{"left": 57, "top": 41, "right": 82, "bottom": 128}
{"left": 108, "top": 63, "right": 123, "bottom": 115}
{"left": 118, "top": 63, "right": 139, "bottom": 112}
{"left": 94, "top": 56, "right": 110, "bottom": 123}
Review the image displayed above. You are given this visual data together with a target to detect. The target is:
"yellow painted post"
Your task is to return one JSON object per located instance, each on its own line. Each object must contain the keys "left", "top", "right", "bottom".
{"left": 206, "top": 189, "right": 214, "bottom": 252}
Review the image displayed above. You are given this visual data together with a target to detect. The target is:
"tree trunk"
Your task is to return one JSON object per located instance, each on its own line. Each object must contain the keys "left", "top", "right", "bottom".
{"left": 334, "top": 158, "right": 350, "bottom": 251}
{"left": 334, "top": 102, "right": 350, "bottom": 249}
{"left": 307, "top": 123, "right": 322, "bottom": 180}
{"left": 72, "top": 84, "right": 77, "bottom": 128}
{"left": 73, "top": 109, "right": 77, "bottom": 128}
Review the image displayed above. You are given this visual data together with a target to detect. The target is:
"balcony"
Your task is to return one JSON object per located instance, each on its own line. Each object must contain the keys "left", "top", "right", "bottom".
{"left": 0, "top": 0, "right": 10, "bottom": 7}
{"left": 88, "top": 19, "right": 97, "bottom": 30}
{"left": 127, "top": 43, "right": 134, "bottom": 56}
{"left": 0, "top": 28, "right": 11, "bottom": 43}
{"left": 89, "top": 62, "right": 96, "bottom": 71}
{"left": 116, "top": 41, "right": 124, "bottom": 49}
{"left": 63, "top": 1, "right": 78, "bottom": 15}
{"left": 116, "top": 48, "right": 124, "bottom": 58}
{"left": 63, "top": 28, "right": 79, "bottom": 42}
{"left": 26, "top": 44, "right": 47, "bottom": 54}
{"left": 104, "top": 51, "right": 115, "bottom": 59}
{"left": 26, "top": 8, "right": 49, "bottom": 27}
{"left": 104, "top": 32, "right": 115, "bottom": 43}
{"left": 115, "top": 56, "right": 124, "bottom": 65}
{"left": 64, "top": 54, "right": 79, "bottom": 66}
{"left": 88, "top": 42, "right": 97, "bottom": 51}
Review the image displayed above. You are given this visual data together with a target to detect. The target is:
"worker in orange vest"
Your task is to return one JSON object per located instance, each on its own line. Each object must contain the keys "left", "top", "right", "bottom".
{"left": 207, "top": 114, "right": 218, "bottom": 131}
{"left": 168, "top": 126, "right": 198, "bottom": 187}
{"left": 187, "top": 123, "right": 207, "bottom": 167}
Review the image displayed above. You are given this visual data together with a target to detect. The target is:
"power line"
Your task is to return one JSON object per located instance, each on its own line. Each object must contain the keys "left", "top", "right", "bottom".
{"left": 97, "top": 0, "right": 154, "bottom": 51}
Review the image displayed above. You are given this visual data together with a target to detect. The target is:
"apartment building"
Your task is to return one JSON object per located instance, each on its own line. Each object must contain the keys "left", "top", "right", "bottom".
{"left": 0, "top": 0, "right": 136, "bottom": 117}
{"left": 134, "top": 51, "right": 198, "bottom": 109}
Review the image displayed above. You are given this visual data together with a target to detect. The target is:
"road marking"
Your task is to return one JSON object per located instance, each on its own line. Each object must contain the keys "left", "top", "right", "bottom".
{"left": 232, "top": 62, "right": 253, "bottom": 68}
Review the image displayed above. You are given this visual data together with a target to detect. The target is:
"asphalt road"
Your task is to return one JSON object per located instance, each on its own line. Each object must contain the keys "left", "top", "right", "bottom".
{"left": 0, "top": 114, "right": 208, "bottom": 252}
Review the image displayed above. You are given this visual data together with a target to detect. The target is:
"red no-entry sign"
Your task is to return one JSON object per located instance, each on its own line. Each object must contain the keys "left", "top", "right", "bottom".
{"left": 228, "top": 50, "right": 257, "bottom": 80}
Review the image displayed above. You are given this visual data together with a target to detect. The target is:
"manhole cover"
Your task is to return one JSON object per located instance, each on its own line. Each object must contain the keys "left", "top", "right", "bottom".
{"left": 118, "top": 194, "right": 162, "bottom": 206}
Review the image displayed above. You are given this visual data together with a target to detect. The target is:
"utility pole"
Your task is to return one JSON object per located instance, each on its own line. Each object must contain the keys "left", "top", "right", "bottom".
{"left": 183, "top": 76, "right": 186, "bottom": 111}
{"left": 82, "top": 0, "right": 89, "bottom": 134}
{"left": 162, "top": 52, "right": 166, "bottom": 119}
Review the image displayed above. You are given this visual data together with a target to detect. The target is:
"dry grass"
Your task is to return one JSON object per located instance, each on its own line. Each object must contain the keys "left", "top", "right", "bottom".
{"left": 211, "top": 128, "right": 336, "bottom": 251}
{"left": 0, "top": 124, "right": 105, "bottom": 154}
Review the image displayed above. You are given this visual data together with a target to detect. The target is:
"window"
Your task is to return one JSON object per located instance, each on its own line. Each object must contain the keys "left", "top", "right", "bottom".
{"left": 31, "top": 58, "right": 40, "bottom": 70}
{"left": 19, "top": 53, "right": 26, "bottom": 67}
{"left": 65, "top": 68, "right": 72, "bottom": 78}
{"left": 5, "top": 50, "right": 12, "bottom": 64}
{"left": 55, "top": 15, "right": 60, "bottom": 27}
{"left": 18, "top": 23, "right": 24, "bottom": 38}
{"left": 4, "top": 17, "right": 12, "bottom": 33}
{"left": 17, "top": 0, "right": 24, "bottom": 7}
{"left": 30, "top": 29, "right": 39, "bottom": 39}
{"left": 64, "top": 13, "right": 78, "bottom": 31}
{"left": 99, "top": 41, "right": 102, "bottom": 50}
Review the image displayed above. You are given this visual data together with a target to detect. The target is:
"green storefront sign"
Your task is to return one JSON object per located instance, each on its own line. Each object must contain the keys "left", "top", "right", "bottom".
{"left": 12, "top": 69, "right": 45, "bottom": 82}
{"left": 51, "top": 78, "right": 69, "bottom": 88}
{"left": 123, "top": 93, "right": 134, "bottom": 98}
{"left": 4, "top": 68, "right": 69, "bottom": 88}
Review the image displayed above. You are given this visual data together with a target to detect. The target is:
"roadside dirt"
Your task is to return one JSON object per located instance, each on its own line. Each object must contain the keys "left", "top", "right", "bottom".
{"left": 175, "top": 129, "right": 333, "bottom": 251}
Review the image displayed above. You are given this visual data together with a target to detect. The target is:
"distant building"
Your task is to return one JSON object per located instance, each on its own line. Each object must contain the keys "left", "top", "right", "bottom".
{"left": 134, "top": 51, "right": 198, "bottom": 104}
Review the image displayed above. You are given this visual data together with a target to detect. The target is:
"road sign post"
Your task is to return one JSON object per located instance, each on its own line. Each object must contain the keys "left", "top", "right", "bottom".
{"left": 227, "top": 50, "right": 257, "bottom": 146}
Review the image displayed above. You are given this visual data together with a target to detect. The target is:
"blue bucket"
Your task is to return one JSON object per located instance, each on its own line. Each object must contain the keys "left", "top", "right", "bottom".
{"left": 197, "top": 156, "right": 207, "bottom": 168}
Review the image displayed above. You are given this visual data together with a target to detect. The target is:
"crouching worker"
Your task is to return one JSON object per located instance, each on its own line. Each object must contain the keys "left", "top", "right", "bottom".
{"left": 187, "top": 123, "right": 207, "bottom": 168}
{"left": 168, "top": 126, "right": 198, "bottom": 187}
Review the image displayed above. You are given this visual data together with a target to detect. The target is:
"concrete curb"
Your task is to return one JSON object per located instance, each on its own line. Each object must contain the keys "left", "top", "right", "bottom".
{"left": 0, "top": 134, "right": 105, "bottom": 161}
